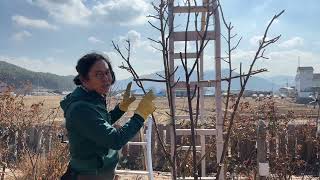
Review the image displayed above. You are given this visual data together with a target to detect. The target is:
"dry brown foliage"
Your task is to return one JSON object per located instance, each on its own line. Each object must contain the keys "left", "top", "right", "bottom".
{"left": 0, "top": 90, "right": 69, "bottom": 180}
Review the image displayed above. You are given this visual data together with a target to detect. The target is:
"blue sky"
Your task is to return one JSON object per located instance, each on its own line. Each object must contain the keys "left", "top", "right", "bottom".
{"left": 0, "top": 0, "right": 319, "bottom": 80}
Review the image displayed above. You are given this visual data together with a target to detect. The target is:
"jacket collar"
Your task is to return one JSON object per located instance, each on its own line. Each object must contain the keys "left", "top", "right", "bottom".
{"left": 78, "top": 86, "right": 106, "bottom": 104}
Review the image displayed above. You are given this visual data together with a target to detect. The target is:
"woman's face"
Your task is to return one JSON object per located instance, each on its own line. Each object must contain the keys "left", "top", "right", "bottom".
{"left": 82, "top": 60, "right": 113, "bottom": 95}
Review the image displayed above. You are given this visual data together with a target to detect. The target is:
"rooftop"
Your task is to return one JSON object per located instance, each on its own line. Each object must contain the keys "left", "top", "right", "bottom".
{"left": 297, "top": 66, "right": 314, "bottom": 71}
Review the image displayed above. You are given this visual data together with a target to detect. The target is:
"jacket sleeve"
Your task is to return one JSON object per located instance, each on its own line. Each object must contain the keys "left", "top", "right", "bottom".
{"left": 69, "top": 103, "right": 144, "bottom": 150}
{"left": 109, "top": 104, "right": 125, "bottom": 124}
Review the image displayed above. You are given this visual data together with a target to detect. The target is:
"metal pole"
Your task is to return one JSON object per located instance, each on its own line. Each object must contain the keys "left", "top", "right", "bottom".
{"left": 147, "top": 117, "right": 154, "bottom": 180}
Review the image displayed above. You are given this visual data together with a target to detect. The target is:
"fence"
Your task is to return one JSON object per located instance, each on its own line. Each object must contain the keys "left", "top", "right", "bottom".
{"left": 1, "top": 121, "right": 319, "bottom": 178}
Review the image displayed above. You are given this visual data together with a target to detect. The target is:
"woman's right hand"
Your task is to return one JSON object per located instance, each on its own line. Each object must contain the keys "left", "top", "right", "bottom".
{"left": 119, "top": 82, "right": 136, "bottom": 111}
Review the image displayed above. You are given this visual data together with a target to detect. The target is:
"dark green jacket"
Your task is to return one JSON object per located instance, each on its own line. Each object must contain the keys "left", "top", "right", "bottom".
{"left": 60, "top": 87, "right": 144, "bottom": 175}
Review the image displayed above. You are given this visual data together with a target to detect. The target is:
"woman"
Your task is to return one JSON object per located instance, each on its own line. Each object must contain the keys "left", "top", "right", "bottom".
{"left": 60, "top": 53, "right": 156, "bottom": 180}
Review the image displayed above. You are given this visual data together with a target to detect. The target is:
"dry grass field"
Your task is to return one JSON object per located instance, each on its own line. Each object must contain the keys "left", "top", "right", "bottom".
{"left": 2, "top": 94, "right": 319, "bottom": 179}
{"left": 22, "top": 95, "right": 319, "bottom": 126}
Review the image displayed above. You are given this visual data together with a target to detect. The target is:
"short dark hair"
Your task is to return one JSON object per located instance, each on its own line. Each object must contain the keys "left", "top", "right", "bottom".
{"left": 73, "top": 53, "right": 116, "bottom": 85}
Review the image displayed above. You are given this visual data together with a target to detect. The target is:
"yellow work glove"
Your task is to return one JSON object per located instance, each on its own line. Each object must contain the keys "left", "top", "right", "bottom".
{"left": 135, "top": 90, "right": 156, "bottom": 120}
{"left": 119, "top": 82, "right": 136, "bottom": 112}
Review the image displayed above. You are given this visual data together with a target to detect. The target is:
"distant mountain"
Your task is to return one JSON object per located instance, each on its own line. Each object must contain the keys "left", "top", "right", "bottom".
{"left": 268, "top": 75, "right": 295, "bottom": 87}
{"left": 0, "top": 61, "right": 75, "bottom": 91}
{"left": 0, "top": 60, "right": 294, "bottom": 93}
{"left": 204, "top": 69, "right": 280, "bottom": 91}
{"left": 115, "top": 66, "right": 287, "bottom": 92}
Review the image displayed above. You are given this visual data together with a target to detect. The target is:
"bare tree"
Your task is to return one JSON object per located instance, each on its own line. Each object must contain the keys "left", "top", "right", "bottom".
{"left": 214, "top": 0, "right": 285, "bottom": 178}
{"left": 112, "top": 0, "right": 284, "bottom": 179}
{"left": 112, "top": 40, "right": 174, "bottom": 169}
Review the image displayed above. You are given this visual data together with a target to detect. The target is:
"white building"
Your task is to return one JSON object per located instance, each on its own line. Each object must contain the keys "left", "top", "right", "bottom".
{"left": 279, "top": 87, "right": 295, "bottom": 97}
{"left": 313, "top": 74, "right": 320, "bottom": 88}
{"left": 295, "top": 67, "right": 320, "bottom": 98}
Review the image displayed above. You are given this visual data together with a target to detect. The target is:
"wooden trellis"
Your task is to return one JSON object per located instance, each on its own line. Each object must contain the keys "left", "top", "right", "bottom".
{"left": 168, "top": 0, "right": 223, "bottom": 179}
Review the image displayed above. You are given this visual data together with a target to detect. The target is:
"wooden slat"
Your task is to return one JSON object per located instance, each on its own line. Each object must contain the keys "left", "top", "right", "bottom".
{"left": 173, "top": 31, "right": 215, "bottom": 41}
{"left": 127, "top": 142, "right": 147, "bottom": 146}
{"left": 173, "top": 6, "right": 213, "bottom": 13}
{"left": 177, "top": 145, "right": 202, "bottom": 151}
{"left": 115, "top": 170, "right": 149, "bottom": 175}
{"left": 176, "top": 129, "right": 217, "bottom": 136}
{"left": 173, "top": 52, "right": 199, "bottom": 59}
{"left": 177, "top": 177, "right": 216, "bottom": 180}
{"left": 175, "top": 80, "right": 216, "bottom": 89}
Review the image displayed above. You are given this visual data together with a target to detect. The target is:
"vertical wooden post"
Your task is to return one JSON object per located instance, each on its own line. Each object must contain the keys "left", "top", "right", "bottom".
{"left": 257, "top": 120, "right": 268, "bottom": 180}
{"left": 155, "top": 124, "right": 163, "bottom": 168}
{"left": 168, "top": 1, "right": 177, "bottom": 178}
{"left": 36, "top": 129, "right": 43, "bottom": 154}
{"left": 200, "top": 135, "right": 206, "bottom": 177}
{"left": 287, "top": 124, "right": 296, "bottom": 155}
{"left": 48, "top": 133, "right": 52, "bottom": 152}
{"left": 1, "top": 164, "right": 5, "bottom": 180}
{"left": 13, "top": 131, "right": 18, "bottom": 161}
{"left": 165, "top": 125, "right": 171, "bottom": 145}
{"left": 213, "top": 0, "right": 224, "bottom": 177}
{"left": 28, "top": 126, "right": 35, "bottom": 150}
